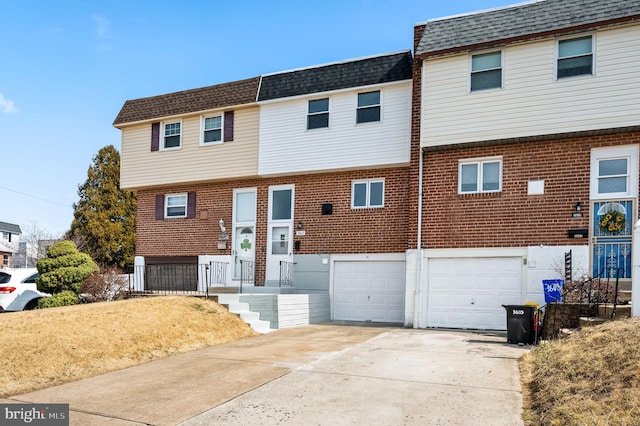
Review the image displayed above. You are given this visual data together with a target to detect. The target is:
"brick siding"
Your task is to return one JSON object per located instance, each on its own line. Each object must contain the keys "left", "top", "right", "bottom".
{"left": 421, "top": 132, "right": 640, "bottom": 248}
{"left": 136, "top": 167, "right": 410, "bottom": 283}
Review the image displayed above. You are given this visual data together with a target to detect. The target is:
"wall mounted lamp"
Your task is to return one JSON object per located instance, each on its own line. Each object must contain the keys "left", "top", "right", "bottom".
{"left": 219, "top": 219, "right": 226, "bottom": 232}
{"left": 575, "top": 201, "right": 582, "bottom": 212}
{"left": 297, "top": 221, "right": 304, "bottom": 229}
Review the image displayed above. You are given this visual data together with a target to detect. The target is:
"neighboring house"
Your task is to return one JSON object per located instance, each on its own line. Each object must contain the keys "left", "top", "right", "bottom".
{"left": 407, "top": 0, "right": 640, "bottom": 329}
{"left": 0, "top": 221, "right": 21, "bottom": 268}
{"left": 114, "top": 51, "right": 413, "bottom": 324}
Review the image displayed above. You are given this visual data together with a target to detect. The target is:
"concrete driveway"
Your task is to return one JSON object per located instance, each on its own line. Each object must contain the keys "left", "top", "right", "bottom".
{"left": 6, "top": 324, "right": 530, "bottom": 425}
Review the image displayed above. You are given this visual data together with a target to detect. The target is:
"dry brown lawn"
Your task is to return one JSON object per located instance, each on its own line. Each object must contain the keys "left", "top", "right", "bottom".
{"left": 0, "top": 296, "right": 258, "bottom": 398}
{"left": 520, "top": 317, "right": 640, "bottom": 425}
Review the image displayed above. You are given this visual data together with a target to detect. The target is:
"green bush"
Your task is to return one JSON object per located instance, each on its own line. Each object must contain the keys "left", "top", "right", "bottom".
{"left": 36, "top": 240, "right": 98, "bottom": 294}
{"left": 38, "top": 291, "right": 81, "bottom": 308}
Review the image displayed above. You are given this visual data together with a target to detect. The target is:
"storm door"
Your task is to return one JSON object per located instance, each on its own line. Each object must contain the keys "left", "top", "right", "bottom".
{"left": 266, "top": 185, "right": 294, "bottom": 282}
{"left": 232, "top": 188, "right": 256, "bottom": 280}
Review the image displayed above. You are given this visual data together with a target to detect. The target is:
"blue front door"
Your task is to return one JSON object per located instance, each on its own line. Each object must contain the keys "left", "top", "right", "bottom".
{"left": 592, "top": 200, "right": 633, "bottom": 279}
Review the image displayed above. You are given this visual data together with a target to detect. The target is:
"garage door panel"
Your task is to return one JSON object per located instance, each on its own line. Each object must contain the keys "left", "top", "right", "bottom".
{"left": 427, "top": 257, "right": 523, "bottom": 330}
{"left": 333, "top": 260, "right": 405, "bottom": 323}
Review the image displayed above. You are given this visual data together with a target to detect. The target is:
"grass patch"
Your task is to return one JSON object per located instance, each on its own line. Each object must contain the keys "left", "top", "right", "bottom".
{"left": 520, "top": 317, "right": 640, "bottom": 425}
{"left": 0, "top": 297, "right": 258, "bottom": 398}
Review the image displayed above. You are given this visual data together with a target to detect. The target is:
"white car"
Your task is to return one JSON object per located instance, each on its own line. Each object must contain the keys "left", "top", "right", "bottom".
{"left": 0, "top": 268, "right": 49, "bottom": 312}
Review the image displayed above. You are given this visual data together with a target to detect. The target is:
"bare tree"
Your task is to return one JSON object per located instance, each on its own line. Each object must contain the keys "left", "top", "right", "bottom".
{"left": 18, "top": 221, "right": 62, "bottom": 267}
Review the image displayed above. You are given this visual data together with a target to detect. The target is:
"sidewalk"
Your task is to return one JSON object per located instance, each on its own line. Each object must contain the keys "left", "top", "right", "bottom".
{"left": 5, "top": 324, "right": 530, "bottom": 425}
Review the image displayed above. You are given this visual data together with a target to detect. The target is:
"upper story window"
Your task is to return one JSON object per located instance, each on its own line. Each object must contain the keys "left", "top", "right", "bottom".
{"left": 1, "top": 231, "right": 9, "bottom": 241}
{"left": 557, "top": 35, "right": 593, "bottom": 78}
{"left": 307, "top": 98, "right": 329, "bottom": 129}
{"left": 163, "top": 121, "right": 181, "bottom": 150}
{"left": 202, "top": 115, "right": 223, "bottom": 144}
{"left": 470, "top": 51, "right": 502, "bottom": 91}
{"left": 352, "top": 179, "right": 384, "bottom": 208}
{"left": 165, "top": 194, "right": 187, "bottom": 218}
{"left": 459, "top": 157, "right": 502, "bottom": 194}
{"left": 356, "top": 91, "right": 380, "bottom": 124}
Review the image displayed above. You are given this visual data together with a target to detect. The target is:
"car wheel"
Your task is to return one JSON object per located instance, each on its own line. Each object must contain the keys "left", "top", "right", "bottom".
{"left": 24, "top": 299, "right": 40, "bottom": 310}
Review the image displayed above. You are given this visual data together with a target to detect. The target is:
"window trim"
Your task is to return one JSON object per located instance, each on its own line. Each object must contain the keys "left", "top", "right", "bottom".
{"left": 307, "top": 98, "right": 330, "bottom": 130}
{"left": 469, "top": 50, "right": 503, "bottom": 92}
{"left": 356, "top": 90, "right": 381, "bottom": 124}
{"left": 556, "top": 34, "right": 595, "bottom": 80}
{"left": 165, "top": 193, "right": 188, "bottom": 218}
{"left": 458, "top": 157, "right": 503, "bottom": 194}
{"left": 590, "top": 145, "right": 639, "bottom": 200}
{"left": 351, "top": 179, "right": 385, "bottom": 209}
{"left": 161, "top": 120, "right": 182, "bottom": 151}
{"left": 200, "top": 114, "right": 224, "bottom": 146}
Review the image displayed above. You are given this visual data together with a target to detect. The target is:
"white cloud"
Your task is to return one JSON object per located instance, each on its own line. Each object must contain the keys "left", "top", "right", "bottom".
{"left": 0, "top": 93, "right": 19, "bottom": 113}
{"left": 92, "top": 14, "right": 111, "bottom": 38}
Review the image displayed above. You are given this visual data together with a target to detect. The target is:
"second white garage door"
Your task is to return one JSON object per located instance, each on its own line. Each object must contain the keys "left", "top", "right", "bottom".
{"left": 333, "top": 261, "right": 405, "bottom": 323}
{"left": 426, "top": 257, "right": 523, "bottom": 330}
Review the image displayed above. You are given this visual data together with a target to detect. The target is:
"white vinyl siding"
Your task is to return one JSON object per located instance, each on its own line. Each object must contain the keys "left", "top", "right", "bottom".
{"left": 421, "top": 26, "right": 640, "bottom": 148}
{"left": 259, "top": 82, "right": 411, "bottom": 175}
{"left": 119, "top": 107, "right": 259, "bottom": 190}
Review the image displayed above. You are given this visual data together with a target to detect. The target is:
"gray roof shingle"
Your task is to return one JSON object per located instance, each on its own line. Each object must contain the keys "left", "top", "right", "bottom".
{"left": 0, "top": 222, "right": 21, "bottom": 234}
{"left": 416, "top": 0, "right": 640, "bottom": 57}
{"left": 258, "top": 50, "right": 412, "bottom": 101}
{"left": 113, "top": 77, "right": 261, "bottom": 126}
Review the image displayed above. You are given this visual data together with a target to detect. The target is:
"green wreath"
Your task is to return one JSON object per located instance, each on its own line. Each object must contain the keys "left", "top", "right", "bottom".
{"left": 599, "top": 210, "right": 625, "bottom": 234}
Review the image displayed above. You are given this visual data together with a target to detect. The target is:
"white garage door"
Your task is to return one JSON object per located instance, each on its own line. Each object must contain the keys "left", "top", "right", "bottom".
{"left": 333, "top": 261, "right": 405, "bottom": 323}
{"left": 427, "top": 257, "right": 523, "bottom": 330}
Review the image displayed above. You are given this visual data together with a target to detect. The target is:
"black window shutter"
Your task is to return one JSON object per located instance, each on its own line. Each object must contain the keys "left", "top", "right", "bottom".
{"left": 187, "top": 192, "right": 196, "bottom": 218}
{"left": 151, "top": 122, "right": 160, "bottom": 151}
{"left": 155, "top": 195, "right": 164, "bottom": 220}
{"left": 224, "top": 111, "right": 234, "bottom": 142}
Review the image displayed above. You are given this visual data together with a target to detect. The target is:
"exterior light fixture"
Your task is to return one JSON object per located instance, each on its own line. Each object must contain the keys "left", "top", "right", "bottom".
{"left": 219, "top": 219, "right": 225, "bottom": 232}
{"left": 297, "top": 221, "right": 303, "bottom": 229}
{"left": 575, "top": 201, "right": 582, "bottom": 211}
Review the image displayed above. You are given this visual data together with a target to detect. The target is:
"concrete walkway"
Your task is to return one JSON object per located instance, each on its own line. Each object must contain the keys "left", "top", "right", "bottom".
{"left": 5, "top": 324, "right": 530, "bottom": 425}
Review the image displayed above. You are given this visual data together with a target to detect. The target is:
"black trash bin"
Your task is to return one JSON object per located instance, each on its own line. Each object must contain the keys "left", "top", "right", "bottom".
{"left": 503, "top": 305, "right": 535, "bottom": 344}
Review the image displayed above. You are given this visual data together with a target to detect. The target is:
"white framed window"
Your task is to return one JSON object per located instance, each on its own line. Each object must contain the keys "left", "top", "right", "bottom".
{"left": 557, "top": 35, "right": 593, "bottom": 79}
{"left": 352, "top": 179, "right": 384, "bottom": 208}
{"left": 307, "top": 98, "right": 329, "bottom": 129}
{"left": 1, "top": 231, "right": 9, "bottom": 241}
{"left": 470, "top": 51, "right": 502, "bottom": 91}
{"left": 2, "top": 254, "right": 8, "bottom": 267}
{"left": 459, "top": 157, "right": 502, "bottom": 194}
{"left": 590, "top": 145, "right": 639, "bottom": 199}
{"left": 162, "top": 121, "right": 182, "bottom": 150}
{"left": 165, "top": 193, "right": 187, "bottom": 218}
{"left": 356, "top": 91, "right": 380, "bottom": 124}
{"left": 201, "top": 115, "right": 223, "bottom": 145}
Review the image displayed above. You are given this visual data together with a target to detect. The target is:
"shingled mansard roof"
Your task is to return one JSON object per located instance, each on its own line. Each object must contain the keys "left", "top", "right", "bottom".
{"left": 113, "top": 51, "right": 413, "bottom": 125}
{"left": 258, "top": 50, "right": 412, "bottom": 101}
{"left": 416, "top": 0, "right": 640, "bottom": 57}
{"left": 0, "top": 221, "right": 21, "bottom": 235}
{"left": 113, "top": 77, "right": 261, "bottom": 126}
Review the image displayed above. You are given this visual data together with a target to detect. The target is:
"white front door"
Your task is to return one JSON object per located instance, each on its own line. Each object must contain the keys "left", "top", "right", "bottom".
{"left": 232, "top": 188, "right": 256, "bottom": 280}
{"left": 266, "top": 185, "right": 294, "bottom": 282}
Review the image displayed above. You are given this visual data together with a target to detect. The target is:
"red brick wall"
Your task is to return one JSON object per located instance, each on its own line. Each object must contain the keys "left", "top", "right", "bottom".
{"left": 408, "top": 24, "right": 427, "bottom": 249}
{"left": 135, "top": 167, "right": 410, "bottom": 281}
{"left": 422, "top": 133, "right": 640, "bottom": 248}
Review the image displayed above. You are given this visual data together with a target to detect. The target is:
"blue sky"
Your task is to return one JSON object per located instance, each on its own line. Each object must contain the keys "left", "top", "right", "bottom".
{"left": 1, "top": 0, "right": 518, "bottom": 236}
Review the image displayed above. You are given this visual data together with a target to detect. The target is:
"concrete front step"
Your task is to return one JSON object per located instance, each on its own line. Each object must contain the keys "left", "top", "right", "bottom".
{"left": 208, "top": 286, "right": 239, "bottom": 294}
{"left": 579, "top": 316, "right": 609, "bottom": 328}
{"left": 213, "top": 294, "right": 274, "bottom": 334}
{"left": 598, "top": 303, "right": 632, "bottom": 319}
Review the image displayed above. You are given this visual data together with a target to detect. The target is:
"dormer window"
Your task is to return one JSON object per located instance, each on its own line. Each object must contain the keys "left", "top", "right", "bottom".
{"left": 557, "top": 35, "right": 593, "bottom": 78}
